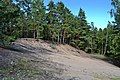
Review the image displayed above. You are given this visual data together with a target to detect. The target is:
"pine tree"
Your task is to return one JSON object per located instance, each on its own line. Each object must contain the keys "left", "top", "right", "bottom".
{"left": 30, "top": 0, "right": 46, "bottom": 39}
{"left": 0, "top": 0, "right": 20, "bottom": 46}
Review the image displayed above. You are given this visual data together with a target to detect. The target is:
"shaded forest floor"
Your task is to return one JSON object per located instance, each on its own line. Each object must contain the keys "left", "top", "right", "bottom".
{"left": 0, "top": 38, "right": 120, "bottom": 80}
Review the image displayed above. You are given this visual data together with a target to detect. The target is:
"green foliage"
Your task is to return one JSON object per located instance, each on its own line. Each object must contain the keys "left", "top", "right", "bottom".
{"left": 107, "top": 0, "right": 120, "bottom": 66}
{"left": 0, "top": 0, "right": 20, "bottom": 46}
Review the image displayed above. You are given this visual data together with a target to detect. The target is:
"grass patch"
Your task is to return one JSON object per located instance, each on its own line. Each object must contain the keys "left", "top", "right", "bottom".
{"left": 93, "top": 73, "right": 110, "bottom": 80}
{"left": 90, "top": 54, "right": 108, "bottom": 61}
{"left": 112, "top": 77, "right": 120, "bottom": 80}
{"left": 0, "top": 58, "right": 40, "bottom": 80}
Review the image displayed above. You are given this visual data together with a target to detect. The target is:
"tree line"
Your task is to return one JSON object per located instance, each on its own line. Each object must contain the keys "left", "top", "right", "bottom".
{"left": 0, "top": 0, "right": 120, "bottom": 66}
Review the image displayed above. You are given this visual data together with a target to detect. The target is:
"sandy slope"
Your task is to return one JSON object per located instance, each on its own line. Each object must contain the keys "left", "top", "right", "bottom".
{"left": 1, "top": 38, "right": 120, "bottom": 80}
{"left": 46, "top": 45, "right": 120, "bottom": 80}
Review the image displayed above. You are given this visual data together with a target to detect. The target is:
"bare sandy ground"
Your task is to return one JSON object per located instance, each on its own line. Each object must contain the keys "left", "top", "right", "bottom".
{"left": 1, "top": 38, "right": 120, "bottom": 80}
{"left": 46, "top": 45, "right": 120, "bottom": 80}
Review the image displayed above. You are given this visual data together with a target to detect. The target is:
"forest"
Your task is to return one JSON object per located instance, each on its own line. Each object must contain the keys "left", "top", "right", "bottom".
{"left": 0, "top": 0, "right": 120, "bottom": 66}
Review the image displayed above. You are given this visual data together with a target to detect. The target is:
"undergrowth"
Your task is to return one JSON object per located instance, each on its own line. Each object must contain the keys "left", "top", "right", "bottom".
{"left": 0, "top": 59, "right": 40, "bottom": 80}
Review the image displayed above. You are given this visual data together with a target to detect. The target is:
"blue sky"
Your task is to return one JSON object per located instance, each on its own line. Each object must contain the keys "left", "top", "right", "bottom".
{"left": 44, "top": 0, "right": 114, "bottom": 29}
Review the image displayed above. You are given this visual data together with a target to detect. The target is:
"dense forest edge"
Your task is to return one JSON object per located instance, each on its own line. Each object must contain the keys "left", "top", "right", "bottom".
{"left": 0, "top": 0, "right": 120, "bottom": 67}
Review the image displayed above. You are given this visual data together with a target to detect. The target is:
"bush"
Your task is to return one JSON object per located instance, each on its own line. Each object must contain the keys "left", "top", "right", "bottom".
{"left": 50, "top": 43, "right": 56, "bottom": 49}
{"left": 112, "top": 55, "right": 120, "bottom": 67}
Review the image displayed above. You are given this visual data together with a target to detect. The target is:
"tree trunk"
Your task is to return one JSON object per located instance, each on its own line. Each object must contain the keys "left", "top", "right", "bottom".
{"left": 57, "top": 33, "right": 59, "bottom": 43}
{"left": 60, "top": 31, "right": 62, "bottom": 44}
{"left": 102, "top": 42, "right": 104, "bottom": 55}
{"left": 63, "top": 36, "right": 65, "bottom": 44}
{"left": 60, "top": 38, "right": 61, "bottom": 44}
{"left": 34, "top": 30, "right": 36, "bottom": 39}
{"left": 91, "top": 38, "right": 93, "bottom": 54}
{"left": 104, "top": 29, "right": 108, "bottom": 55}
{"left": 62, "top": 31, "right": 65, "bottom": 44}
{"left": 36, "top": 28, "right": 39, "bottom": 39}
